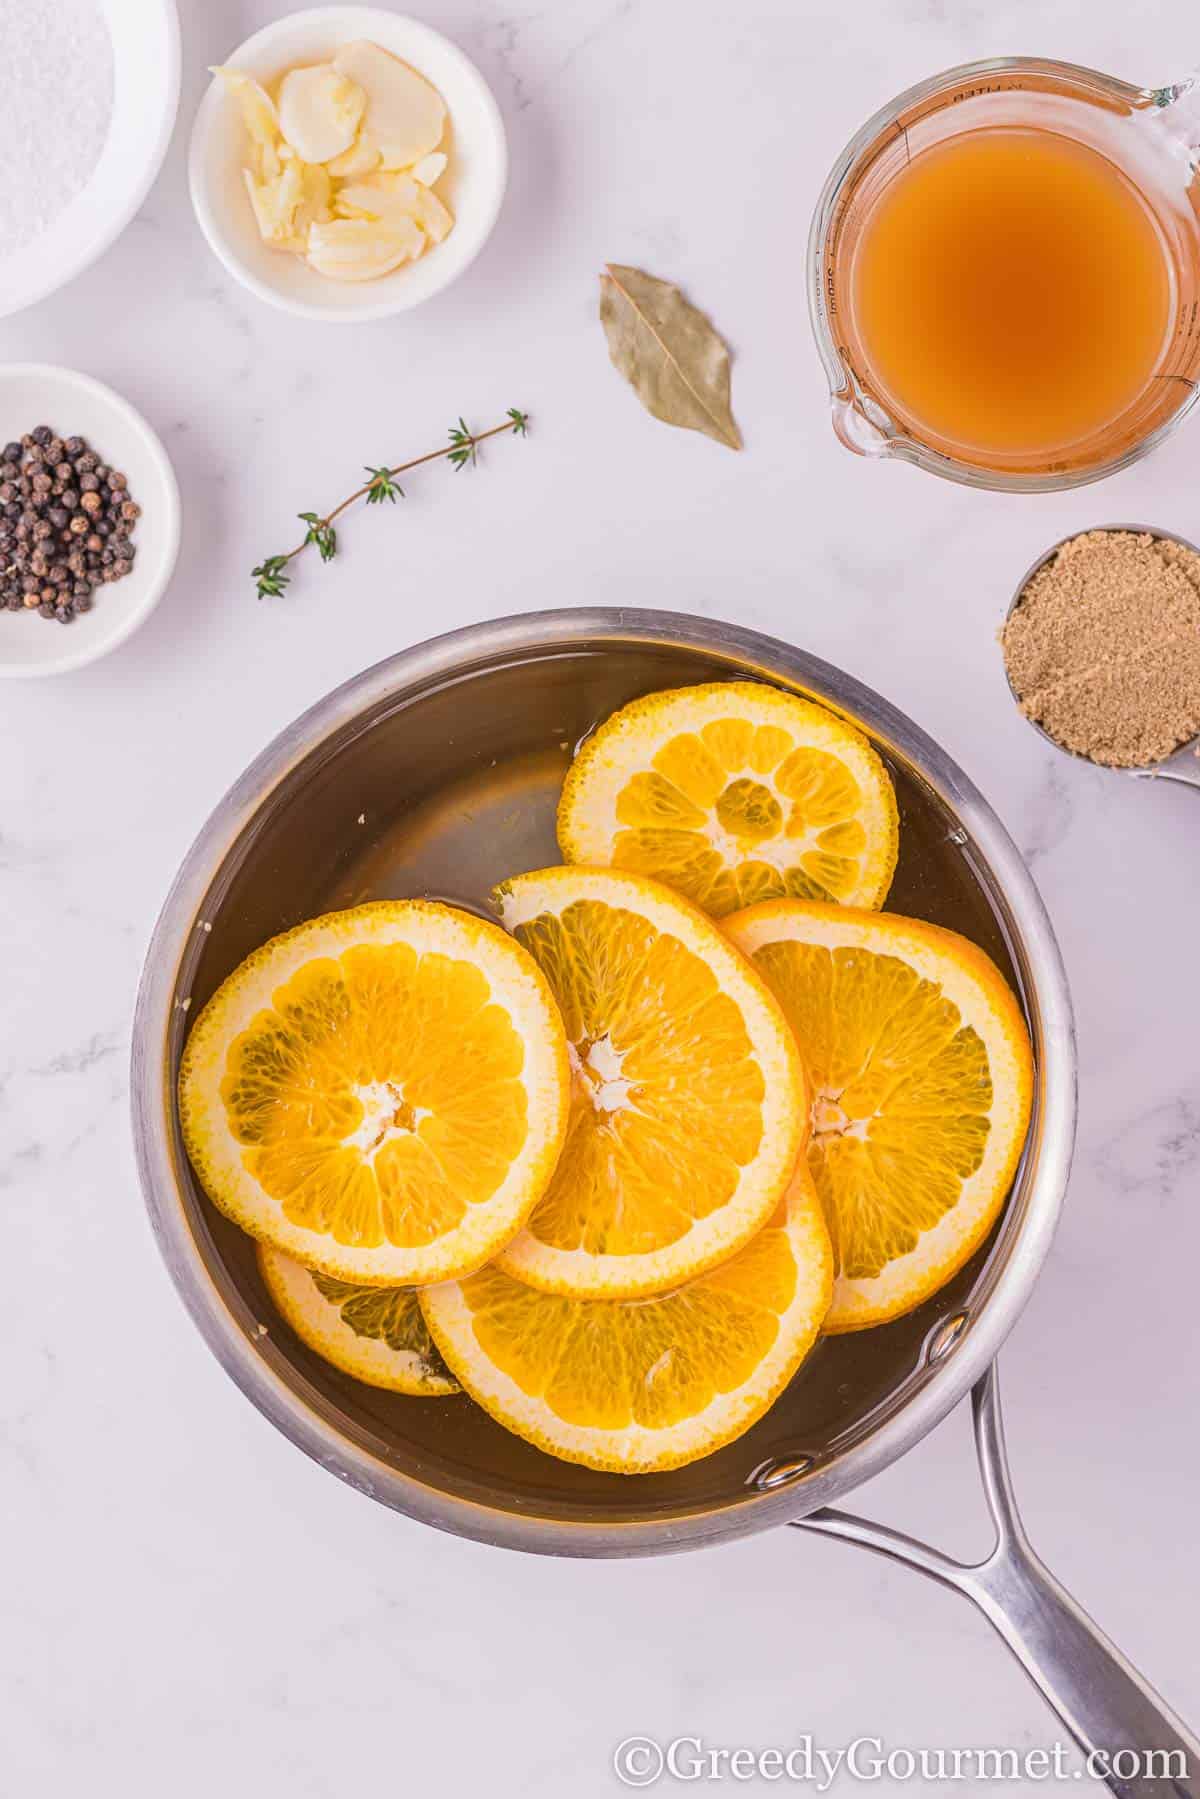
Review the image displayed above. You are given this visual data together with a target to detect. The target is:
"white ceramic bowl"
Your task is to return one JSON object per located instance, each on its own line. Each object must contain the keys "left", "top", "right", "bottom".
{"left": 189, "top": 6, "right": 508, "bottom": 323}
{"left": 1, "top": 0, "right": 181, "bottom": 322}
{"left": 0, "top": 366, "right": 181, "bottom": 678}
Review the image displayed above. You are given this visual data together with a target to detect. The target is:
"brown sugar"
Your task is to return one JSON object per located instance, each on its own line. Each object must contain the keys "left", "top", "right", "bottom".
{"left": 1001, "top": 529, "right": 1200, "bottom": 767}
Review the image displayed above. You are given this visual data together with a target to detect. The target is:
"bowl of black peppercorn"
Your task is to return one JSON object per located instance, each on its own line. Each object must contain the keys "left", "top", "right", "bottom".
{"left": 0, "top": 365, "right": 181, "bottom": 678}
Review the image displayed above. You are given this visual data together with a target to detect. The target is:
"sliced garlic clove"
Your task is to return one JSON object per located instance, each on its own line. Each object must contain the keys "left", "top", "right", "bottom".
{"left": 242, "top": 167, "right": 303, "bottom": 251}
{"left": 332, "top": 40, "right": 445, "bottom": 169}
{"left": 293, "top": 161, "right": 335, "bottom": 235}
{"left": 242, "top": 155, "right": 334, "bottom": 251}
{"left": 339, "top": 173, "right": 454, "bottom": 245}
{"left": 278, "top": 64, "right": 366, "bottom": 164}
{"left": 215, "top": 65, "right": 283, "bottom": 179}
{"left": 306, "top": 216, "right": 425, "bottom": 281}
{"left": 327, "top": 132, "right": 382, "bottom": 178}
{"left": 410, "top": 183, "right": 452, "bottom": 245}
{"left": 408, "top": 151, "right": 447, "bottom": 188}
{"left": 334, "top": 177, "right": 416, "bottom": 220}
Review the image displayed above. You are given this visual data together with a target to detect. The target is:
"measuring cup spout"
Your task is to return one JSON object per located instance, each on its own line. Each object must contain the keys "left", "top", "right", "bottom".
{"left": 1140, "top": 71, "right": 1200, "bottom": 168}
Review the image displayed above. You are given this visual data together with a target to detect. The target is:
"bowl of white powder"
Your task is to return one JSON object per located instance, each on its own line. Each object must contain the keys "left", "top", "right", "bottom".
{"left": 0, "top": 0, "right": 180, "bottom": 321}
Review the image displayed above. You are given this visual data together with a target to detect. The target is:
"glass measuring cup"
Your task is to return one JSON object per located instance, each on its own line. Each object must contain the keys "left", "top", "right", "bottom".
{"left": 809, "top": 58, "right": 1200, "bottom": 491}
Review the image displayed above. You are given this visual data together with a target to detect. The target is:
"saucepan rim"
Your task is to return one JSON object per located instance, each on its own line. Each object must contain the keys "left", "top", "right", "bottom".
{"left": 130, "top": 608, "right": 1077, "bottom": 1555}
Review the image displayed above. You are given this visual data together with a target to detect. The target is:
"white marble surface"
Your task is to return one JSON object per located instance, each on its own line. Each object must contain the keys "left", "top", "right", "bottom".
{"left": 4, "top": 1, "right": 1200, "bottom": 1793}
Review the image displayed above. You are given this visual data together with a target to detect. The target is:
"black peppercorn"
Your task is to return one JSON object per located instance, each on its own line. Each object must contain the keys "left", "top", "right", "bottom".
{"left": 2, "top": 425, "right": 141, "bottom": 627}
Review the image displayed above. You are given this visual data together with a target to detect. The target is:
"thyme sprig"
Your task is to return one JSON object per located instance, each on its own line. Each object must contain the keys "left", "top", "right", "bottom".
{"left": 299, "top": 513, "right": 338, "bottom": 562}
{"left": 365, "top": 466, "right": 402, "bottom": 505}
{"left": 448, "top": 418, "right": 478, "bottom": 470}
{"left": 252, "top": 409, "right": 530, "bottom": 599}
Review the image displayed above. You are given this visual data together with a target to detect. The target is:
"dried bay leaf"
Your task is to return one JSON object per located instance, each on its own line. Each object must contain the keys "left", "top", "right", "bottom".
{"left": 599, "top": 263, "right": 743, "bottom": 450}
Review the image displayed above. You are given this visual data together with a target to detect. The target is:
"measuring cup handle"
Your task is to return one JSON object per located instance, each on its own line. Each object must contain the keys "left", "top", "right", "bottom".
{"left": 1131, "top": 745, "right": 1200, "bottom": 790}
{"left": 790, "top": 1366, "right": 1200, "bottom": 1795}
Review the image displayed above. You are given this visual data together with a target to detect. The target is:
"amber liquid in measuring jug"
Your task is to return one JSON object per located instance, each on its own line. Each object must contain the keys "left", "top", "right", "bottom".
{"left": 849, "top": 127, "right": 1175, "bottom": 462}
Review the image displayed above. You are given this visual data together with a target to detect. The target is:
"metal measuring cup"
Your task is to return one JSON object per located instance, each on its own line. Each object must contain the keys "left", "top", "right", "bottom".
{"left": 1004, "top": 524, "right": 1200, "bottom": 790}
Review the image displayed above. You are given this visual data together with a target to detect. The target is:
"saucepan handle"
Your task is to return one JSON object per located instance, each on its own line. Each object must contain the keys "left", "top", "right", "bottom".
{"left": 790, "top": 1367, "right": 1200, "bottom": 1796}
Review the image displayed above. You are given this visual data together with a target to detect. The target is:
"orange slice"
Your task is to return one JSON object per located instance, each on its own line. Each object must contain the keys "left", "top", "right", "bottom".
{"left": 558, "top": 682, "right": 898, "bottom": 917}
{"left": 420, "top": 1162, "right": 832, "bottom": 1472}
{"left": 491, "top": 866, "right": 806, "bottom": 1298}
{"left": 179, "top": 901, "right": 569, "bottom": 1286}
{"left": 258, "top": 1242, "right": 459, "bottom": 1395}
{"left": 725, "top": 900, "right": 1033, "bottom": 1330}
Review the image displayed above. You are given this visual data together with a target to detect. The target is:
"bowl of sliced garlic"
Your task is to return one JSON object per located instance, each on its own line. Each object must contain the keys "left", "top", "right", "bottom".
{"left": 189, "top": 7, "right": 507, "bottom": 321}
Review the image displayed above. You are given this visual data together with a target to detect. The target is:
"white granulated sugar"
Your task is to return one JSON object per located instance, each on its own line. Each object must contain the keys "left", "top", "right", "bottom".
{"left": 0, "top": 0, "right": 114, "bottom": 258}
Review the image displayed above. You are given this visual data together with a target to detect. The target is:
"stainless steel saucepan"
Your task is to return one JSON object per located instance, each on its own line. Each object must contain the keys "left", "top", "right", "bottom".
{"left": 131, "top": 609, "right": 1197, "bottom": 1793}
